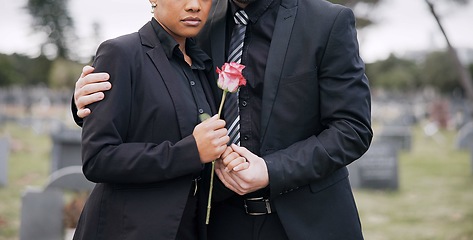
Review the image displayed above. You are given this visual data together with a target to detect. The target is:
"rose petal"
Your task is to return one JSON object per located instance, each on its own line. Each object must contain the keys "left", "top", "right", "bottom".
{"left": 216, "top": 62, "right": 247, "bottom": 92}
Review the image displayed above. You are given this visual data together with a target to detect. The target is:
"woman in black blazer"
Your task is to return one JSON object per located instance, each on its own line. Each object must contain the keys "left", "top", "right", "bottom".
{"left": 73, "top": 0, "right": 228, "bottom": 239}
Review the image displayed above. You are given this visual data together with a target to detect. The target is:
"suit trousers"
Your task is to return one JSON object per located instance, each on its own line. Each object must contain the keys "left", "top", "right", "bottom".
{"left": 176, "top": 193, "right": 199, "bottom": 240}
{"left": 207, "top": 196, "right": 289, "bottom": 240}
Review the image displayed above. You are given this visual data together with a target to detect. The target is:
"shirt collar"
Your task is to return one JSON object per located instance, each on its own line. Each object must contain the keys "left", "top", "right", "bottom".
{"left": 151, "top": 18, "right": 178, "bottom": 59}
{"left": 150, "top": 18, "right": 211, "bottom": 70}
{"left": 230, "top": 0, "right": 275, "bottom": 24}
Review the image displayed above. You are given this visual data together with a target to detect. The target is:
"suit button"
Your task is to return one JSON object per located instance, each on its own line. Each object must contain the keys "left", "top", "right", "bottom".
{"left": 243, "top": 135, "right": 249, "bottom": 141}
{"left": 190, "top": 81, "right": 196, "bottom": 86}
{"left": 198, "top": 109, "right": 204, "bottom": 114}
{"left": 241, "top": 101, "right": 247, "bottom": 107}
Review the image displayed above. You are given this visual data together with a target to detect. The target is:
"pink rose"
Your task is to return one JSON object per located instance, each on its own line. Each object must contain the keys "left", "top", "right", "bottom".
{"left": 207, "top": 62, "right": 247, "bottom": 224}
{"left": 216, "top": 62, "right": 246, "bottom": 93}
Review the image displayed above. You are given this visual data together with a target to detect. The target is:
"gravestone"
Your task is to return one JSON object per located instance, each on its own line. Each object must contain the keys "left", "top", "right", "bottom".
{"left": 0, "top": 137, "right": 9, "bottom": 187}
{"left": 348, "top": 141, "right": 399, "bottom": 190}
{"left": 378, "top": 125, "right": 412, "bottom": 151}
{"left": 50, "top": 127, "right": 82, "bottom": 172}
{"left": 450, "top": 98, "right": 471, "bottom": 130}
{"left": 45, "top": 166, "right": 95, "bottom": 192}
{"left": 19, "top": 166, "right": 94, "bottom": 240}
{"left": 455, "top": 121, "right": 473, "bottom": 150}
{"left": 20, "top": 187, "right": 64, "bottom": 240}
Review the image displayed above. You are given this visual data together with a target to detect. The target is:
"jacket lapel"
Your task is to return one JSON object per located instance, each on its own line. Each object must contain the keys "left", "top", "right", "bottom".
{"left": 207, "top": 0, "right": 229, "bottom": 101}
{"left": 260, "top": 0, "right": 298, "bottom": 142}
{"left": 139, "top": 22, "right": 190, "bottom": 138}
{"left": 209, "top": 0, "right": 228, "bottom": 71}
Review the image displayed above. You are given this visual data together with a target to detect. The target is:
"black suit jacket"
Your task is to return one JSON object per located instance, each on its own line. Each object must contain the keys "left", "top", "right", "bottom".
{"left": 74, "top": 22, "right": 216, "bottom": 240}
{"left": 197, "top": 0, "right": 373, "bottom": 238}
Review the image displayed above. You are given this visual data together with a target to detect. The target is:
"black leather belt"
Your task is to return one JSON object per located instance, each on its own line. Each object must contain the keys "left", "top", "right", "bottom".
{"left": 244, "top": 197, "right": 275, "bottom": 215}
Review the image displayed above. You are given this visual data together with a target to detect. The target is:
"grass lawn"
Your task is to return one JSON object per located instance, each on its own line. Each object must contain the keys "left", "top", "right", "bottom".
{"left": 0, "top": 122, "right": 472, "bottom": 239}
{"left": 0, "top": 123, "right": 51, "bottom": 240}
{"left": 355, "top": 126, "right": 473, "bottom": 240}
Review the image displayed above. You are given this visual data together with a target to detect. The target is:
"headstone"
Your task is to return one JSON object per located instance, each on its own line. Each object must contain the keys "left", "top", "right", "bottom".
{"left": 19, "top": 167, "right": 94, "bottom": 240}
{"left": 378, "top": 126, "right": 412, "bottom": 151}
{"left": 20, "top": 187, "right": 64, "bottom": 240}
{"left": 348, "top": 142, "right": 399, "bottom": 190}
{"left": 45, "top": 166, "right": 95, "bottom": 192}
{"left": 455, "top": 121, "right": 473, "bottom": 150}
{"left": 450, "top": 98, "right": 471, "bottom": 130}
{"left": 0, "top": 137, "right": 9, "bottom": 187}
{"left": 50, "top": 127, "right": 82, "bottom": 172}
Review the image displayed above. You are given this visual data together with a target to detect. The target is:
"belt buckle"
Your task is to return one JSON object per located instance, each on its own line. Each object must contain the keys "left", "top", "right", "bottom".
{"left": 244, "top": 197, "right": 272, "bottom": 215}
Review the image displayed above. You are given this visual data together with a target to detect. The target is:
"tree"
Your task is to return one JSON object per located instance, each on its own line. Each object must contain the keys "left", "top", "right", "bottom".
{"left": 366, "top": 54, "right": 420, "bottom": 91}
{"left": 0, "top": 53, "right": 52, "bottom": 86}
{"left": 26, "top": 0, "right": 75, "bottom": 59}
{"left": 421, "top": 51, "right": 461, "bottom": 93}
{"left": 424, "top": 0, "right": 473, "bottom": 105}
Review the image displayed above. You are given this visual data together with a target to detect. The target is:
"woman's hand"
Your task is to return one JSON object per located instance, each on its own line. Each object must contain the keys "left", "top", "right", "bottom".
{"left": 193, "top": 115, "right": 229, "bottom": 163}
{"left": 219, "top": 146, "right": 249, "bottom": 172}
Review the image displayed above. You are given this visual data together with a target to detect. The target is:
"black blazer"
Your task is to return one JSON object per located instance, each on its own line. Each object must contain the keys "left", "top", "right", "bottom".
{"left": 74, "top": 22, "right": 216, "bottom": 240}
{"left": 197, "top": 0, "right": 373, "bottom": 238}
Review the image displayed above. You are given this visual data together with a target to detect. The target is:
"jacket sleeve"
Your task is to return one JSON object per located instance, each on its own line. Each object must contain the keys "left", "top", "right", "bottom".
{"left": 264, "top": 7, "right": 372, "bottom": 198}
{"left": 71, "top": 96, "right": 83, "bottom": 127}
{"left": 81, "top": 37, "right": 202, "bottom": 184}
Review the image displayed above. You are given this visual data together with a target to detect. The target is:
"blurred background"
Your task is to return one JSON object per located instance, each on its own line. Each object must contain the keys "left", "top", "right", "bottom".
{"left": 0, "top": 0, "right": 472, "bottom": 239}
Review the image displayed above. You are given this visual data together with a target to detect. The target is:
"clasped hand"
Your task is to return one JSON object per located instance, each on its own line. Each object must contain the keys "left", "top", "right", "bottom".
{"left": 215, "top": 144, "right": 269, "bottom": 195}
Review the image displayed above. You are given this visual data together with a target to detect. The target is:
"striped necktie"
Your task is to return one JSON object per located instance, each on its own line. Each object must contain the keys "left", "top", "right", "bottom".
{"left": 224, "top": 10, "right": 248, "bottom": 145}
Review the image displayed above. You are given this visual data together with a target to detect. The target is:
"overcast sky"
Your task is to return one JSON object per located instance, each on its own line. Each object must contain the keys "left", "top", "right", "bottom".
{"left": 0, "top": 0, "right": 472, "bottom": 63}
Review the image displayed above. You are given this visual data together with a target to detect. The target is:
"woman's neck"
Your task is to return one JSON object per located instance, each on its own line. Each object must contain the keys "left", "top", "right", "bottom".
{"left": 153, "top": 17, "right": 191, "bottom": 65}
{"left": 181, "top": 45, "right": 192, "bottom": 66}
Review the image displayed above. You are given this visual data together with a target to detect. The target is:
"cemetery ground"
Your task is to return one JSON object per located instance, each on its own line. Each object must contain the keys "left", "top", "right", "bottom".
{"left": 0, "top": 123, "right": 472, "bottom": 240}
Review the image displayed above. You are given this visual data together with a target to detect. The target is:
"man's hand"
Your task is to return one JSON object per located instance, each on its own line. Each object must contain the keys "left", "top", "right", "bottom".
{"left": 193, "top": 115, "right": 230, "bottom": 163}
{"left": 74, "top": 65, "right": 112, "bottom": 118}
{"left": 215, "top": 144, "right": 269, "bottom": 195}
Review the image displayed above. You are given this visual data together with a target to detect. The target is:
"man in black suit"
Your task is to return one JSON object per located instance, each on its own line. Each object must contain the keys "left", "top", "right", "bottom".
{"left": 73, "top": 0, "right": 372, "bottom": 239}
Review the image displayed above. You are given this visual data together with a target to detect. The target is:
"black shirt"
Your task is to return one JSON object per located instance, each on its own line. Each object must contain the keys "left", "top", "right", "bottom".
{"left": 228, "top": 0, "right": 280, "bottom": 156}
{"left": 151, "top": 18, "right": 213, "bottom": 126}
{"left": 227, "top": 0, "right": 280, "bottom": 197}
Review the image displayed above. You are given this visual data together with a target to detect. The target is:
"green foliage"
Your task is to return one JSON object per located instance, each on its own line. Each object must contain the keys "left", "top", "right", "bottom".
{"left": 420, "top": 51, "right": 461, "bottom": 93}
{"left": 0, "top": 53, "right": 82, "bottom": 89}
{"left": 366, "top": 51, "right": 471, "bottom": 93}
{"left": 469, "top": 63, "right": 473, "bottom": 78}
{"left": 48, "top": 58, "right": 83, "bottom": 89}
{"left": 19, "top": 55, "right": 52, "bottom": 86}
{"left": 0, "top": 53, "right": 52, "bottom": 86}
{"left": 26, "top": 0, "right": 75, "bottom": 59}
{"left": 366, "top": 54, "right": 421, "bottom": 90}
{"left": 0, "top": 55, "right": 21, "bottom": 86}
